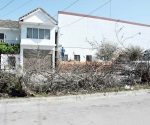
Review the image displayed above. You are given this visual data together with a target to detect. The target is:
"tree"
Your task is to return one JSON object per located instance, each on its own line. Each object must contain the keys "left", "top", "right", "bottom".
{"left": 125, "top": 45, "right": 143, "bottom": 61}
{"left": 95, "top": 40, "right": 118, "bottom": 61}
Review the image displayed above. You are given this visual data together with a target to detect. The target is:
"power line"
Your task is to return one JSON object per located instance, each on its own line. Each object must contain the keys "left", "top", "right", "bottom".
{"left": 60, "top": 0, "right": 111, "bottom": 29}
{"left": 1, "top": 0, "right": 34, "bottom": 18}
{"left": 53, "top": 0, "right": 80, "bottom": 18}
{"left": 0, "top": 0, "right": 15, "bottom": 10}
{"left": 1, "top": 0, "right": 79, "bottom": 18}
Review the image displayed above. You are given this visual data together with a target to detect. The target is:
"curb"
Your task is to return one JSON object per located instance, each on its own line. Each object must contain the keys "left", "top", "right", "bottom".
{"left": 0, "top": 89, "right": 150, "bottom": 104}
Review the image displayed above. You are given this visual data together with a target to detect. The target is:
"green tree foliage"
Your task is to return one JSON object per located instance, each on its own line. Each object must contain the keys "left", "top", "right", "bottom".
{"left": 0, "top": 42, "right": 20, "bottom": 54}
{"left": 125, "top": 46, "right": 143, "bottom": 61}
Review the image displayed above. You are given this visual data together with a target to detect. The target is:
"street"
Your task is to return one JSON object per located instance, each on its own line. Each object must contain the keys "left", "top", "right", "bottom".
{"left": 0, "top": 90, "right": 150, "bottom": 125}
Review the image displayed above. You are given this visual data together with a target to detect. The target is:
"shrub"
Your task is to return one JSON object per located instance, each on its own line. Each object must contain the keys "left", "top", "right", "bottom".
{"left": 96, "top": 41, "right": 118, "bottom": 61}
{"left": 0, "top": 42, "right": 20, "bottom": 54}
{"left": 125, "top": 46, "right": 143, "bottom": 61}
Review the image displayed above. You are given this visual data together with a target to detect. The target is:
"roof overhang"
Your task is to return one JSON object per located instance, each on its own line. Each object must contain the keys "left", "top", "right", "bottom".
{"left": 0, "top": 27, "right": 20, "bottom": 30}
{"left": 19, "top": 8, "right": 57, "bottom": 25}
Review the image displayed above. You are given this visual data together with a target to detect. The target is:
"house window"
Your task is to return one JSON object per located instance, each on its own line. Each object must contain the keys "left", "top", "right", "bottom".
{"left": 39, "top": 29, "right": 44, "bottom": 39}
{"left": 74, "top": 55, "right": 80, "bottom": 61}
{"left": 45, "top": 29, "right": 50, "bottom": 39}
{"left": 0, "top": 33, "right": 4, "bottom": 41}
{"left": 33, "top": 28, "right": 38, "bottom": 39}
{"left": 27, "top": 28, "right": 50, "bottom": 39}
{"left": 64, "top": 54, "right": 68, "bottom": 61}
{"left": 86, "top": 55, "right": 92, "bottom": 62}
{"left": 27, "top": 28, "right": 32, "bottom": 38}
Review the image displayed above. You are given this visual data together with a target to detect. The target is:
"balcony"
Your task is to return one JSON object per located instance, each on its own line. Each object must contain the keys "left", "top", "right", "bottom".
{"left": 0, "top": 40, "right": 20, "bottom": 54}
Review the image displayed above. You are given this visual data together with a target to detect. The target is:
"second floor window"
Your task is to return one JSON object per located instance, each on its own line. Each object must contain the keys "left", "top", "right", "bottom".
{"left": 33, "top": 28, "right": 38, "bottom": 39}
{"left": 27, "top": 28, "right": 50, "bottom": 39}
{"left": 27, "top": 28, "right": 32, "bottom": 38}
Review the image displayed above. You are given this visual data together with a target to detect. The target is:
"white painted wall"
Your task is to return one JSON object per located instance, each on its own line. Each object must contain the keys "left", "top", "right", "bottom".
{"left": 58, "top": 13, "right": 150, "bottom": 62}
{"left": 22, "top": 10, "right": 55, "bottom": 26}
{"left": 0, "top": 28, "right": 20, "bottom": 44}
{"left": 20, "top": 24, "right": 56, "bottom": 46}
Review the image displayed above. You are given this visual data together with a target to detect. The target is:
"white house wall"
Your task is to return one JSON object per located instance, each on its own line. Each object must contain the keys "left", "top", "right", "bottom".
{"left": 22, "top": 10, "right": 55, "bottom": 26}
{"left": 58, "top": 12, "right": 150, "bottom": 62}
{"left": 20, "top": 24, "right": 56, "bottom": 46}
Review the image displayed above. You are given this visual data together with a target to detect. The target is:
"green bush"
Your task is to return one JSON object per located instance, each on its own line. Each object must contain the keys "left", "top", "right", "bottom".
{"left": 0, "top": 42, "right": 20, "bottom": 54}
{"left": 125, "top": 46, "right": 143, "bottom": 61}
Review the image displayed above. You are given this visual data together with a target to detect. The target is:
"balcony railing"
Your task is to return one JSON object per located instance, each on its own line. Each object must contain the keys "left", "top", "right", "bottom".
{"left": 0, "top": 41, "right": 20, "bottom": 54}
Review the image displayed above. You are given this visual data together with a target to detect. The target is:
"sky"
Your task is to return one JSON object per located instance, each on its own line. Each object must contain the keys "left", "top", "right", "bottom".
{"left": 0, "top": 0, "right": 149, "bottom": 25}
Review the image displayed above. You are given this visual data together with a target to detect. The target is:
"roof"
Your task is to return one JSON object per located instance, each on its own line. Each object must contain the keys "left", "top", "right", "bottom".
{"left": 0, "top": 20, "right": 19, "bottom": 28}
{"left": 19, "top": 8, "right": 57, "bottom": 24}
{"left": 58, "top": 11, "right": 150, "bottom": 28}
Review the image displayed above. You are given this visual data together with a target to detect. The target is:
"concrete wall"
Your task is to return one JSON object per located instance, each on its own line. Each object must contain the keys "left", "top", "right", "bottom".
{"left": 58, "top": 12, "right": 150, "bottom": 62}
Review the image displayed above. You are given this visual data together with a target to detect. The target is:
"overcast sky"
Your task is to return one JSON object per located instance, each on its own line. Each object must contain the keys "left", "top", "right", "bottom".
{"left": 0, "top": 0, "right": 149, "bottom": 24}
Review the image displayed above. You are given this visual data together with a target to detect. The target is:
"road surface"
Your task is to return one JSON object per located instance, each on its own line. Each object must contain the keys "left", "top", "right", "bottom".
{"left": 0, "top": 90, "right": 150, "bottom": 125}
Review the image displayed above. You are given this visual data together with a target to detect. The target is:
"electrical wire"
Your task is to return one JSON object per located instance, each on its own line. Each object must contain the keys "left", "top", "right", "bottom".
{"left": 1, "top": 0, "right": 34, "bottom": 18}
{"left": 53, "top": 0, "right": 80, "bottom": 18}
{"left": 0, "top": 0, "right": 15, "bottom": 10}
{"left": 60, "top": 0, "right": 111, "bottom": 29}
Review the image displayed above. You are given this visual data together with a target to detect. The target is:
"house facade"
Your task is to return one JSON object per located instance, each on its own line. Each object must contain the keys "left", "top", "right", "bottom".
{"left": 58, "top": 11, "right": 150, "bottom": 62}
{"left": 1, "top": 8, "right": 150, "bottom": 71}
{"left": 0, "top": 20, "right": 20, "bottom": 70}
{"left": 0, "top": 8, "right": 57, "bottom": 71}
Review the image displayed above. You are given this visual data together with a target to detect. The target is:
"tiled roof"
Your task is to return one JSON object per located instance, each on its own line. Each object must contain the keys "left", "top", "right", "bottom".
{"left": 0, "top": 20, "right": 19, "bottom": 28}
{"left": 19, "top": 8, "right": 57, "bottom": 24}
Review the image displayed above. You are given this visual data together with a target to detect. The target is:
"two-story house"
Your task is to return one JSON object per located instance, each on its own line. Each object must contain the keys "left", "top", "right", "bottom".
{"left": 0, "top": 8, "right": 57, "bottom": 72}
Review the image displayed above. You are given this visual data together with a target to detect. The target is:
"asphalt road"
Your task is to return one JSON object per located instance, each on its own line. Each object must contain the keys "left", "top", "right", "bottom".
{"left": 0, "top": 90, "right": 150, "bottom": 125}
